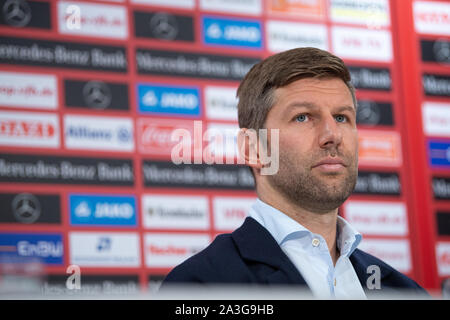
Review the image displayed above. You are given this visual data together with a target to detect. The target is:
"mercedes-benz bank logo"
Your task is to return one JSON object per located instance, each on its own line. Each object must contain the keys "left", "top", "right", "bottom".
{"left": 356, "top": 100, "right": 381, "bottom": 126}
{"left": 433, "top": 39, "right": 450, "bottom": 64}
{"left": 97, "top": 237, "right": 112, "bottom": 252}
{"left": 150, "top": 12, "right": 178, "bottom": 40}
{"left": 82, "top": 81, "right": 112, "bottom": 109}
{"left": 12, "top": 193, "right": 41, "bottom": 224}
{"left": 3, "top": 0, "right": 31, "bottom": 27}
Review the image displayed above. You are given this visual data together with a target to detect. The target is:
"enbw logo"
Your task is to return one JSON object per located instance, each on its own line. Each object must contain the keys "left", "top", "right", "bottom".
{"left": 0, "top": 233, "right": 64, "bottom": 265}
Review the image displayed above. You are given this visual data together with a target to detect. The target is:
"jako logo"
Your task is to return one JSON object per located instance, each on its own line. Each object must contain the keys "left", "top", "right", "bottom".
{"left": 203, "top": 16, "right": 262, "bottom": 49}
{"left": 138, "top": 84, "right": 200, "bottom": 117}
{"left": 70, "top": 194, "right": 137, "bottom": 226}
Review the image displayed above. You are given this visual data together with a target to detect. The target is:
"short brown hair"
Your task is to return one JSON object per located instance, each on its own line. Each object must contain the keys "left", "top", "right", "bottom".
{"left": 237, "top": 47, "right": 356, "bottom": 131}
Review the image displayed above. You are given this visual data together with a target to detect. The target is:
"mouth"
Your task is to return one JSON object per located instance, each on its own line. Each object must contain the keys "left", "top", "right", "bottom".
{"left": 312, "top": 158, "right": 347, "bottom": 173}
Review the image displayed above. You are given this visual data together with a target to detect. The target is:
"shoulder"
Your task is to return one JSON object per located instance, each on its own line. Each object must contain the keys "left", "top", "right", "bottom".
{"left": 162, "top": 233, "right": 246, "bottom": 284}
{"left": 351, "top": 248, "right": 428, "bottom": 295}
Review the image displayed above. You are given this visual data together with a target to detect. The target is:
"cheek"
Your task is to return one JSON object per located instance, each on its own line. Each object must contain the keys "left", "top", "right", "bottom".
{"left": 279, "top": 132, "right": 307, "bottom": 155}
{"left": 344, "top": 131, "right": 359, "bottom": 163}
{"left": 279, "top": 133, "right": 311, "bottom": 164}
{"left": 343, "top": 128, "right": 358, "bottom": 148}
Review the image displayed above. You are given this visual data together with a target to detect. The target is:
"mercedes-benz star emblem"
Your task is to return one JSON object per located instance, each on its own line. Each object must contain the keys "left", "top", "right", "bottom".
{"left": 82, "top": 81, "right": 112, "bottom": 109}
{"left": 150, "top": 12, "right": 178, "bottom": 40}
{"left": 433, "top": 39, "right": 450, "bottom": 64}
{"left": 356, "top": 100, "right": 381, "bottom": 126}
{"left": 12, "top": 193, "right": 41, "bottom": 224}
{"left": 3, "top": 0, "right": 32, "bottom": 28}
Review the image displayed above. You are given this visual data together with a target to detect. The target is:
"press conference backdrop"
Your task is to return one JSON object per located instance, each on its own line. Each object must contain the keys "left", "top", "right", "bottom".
{"left": 0, "top": 0, "right": 449, "bottom": 297}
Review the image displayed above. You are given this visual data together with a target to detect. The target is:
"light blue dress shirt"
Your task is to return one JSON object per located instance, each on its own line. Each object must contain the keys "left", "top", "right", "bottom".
{"left": 248, "top": 198, "right": 367, "bottom": 299}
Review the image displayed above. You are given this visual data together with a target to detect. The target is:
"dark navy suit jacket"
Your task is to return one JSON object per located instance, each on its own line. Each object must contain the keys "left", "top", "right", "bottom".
{"left": 162, "top": 217, "right": 428, "bottom": 297}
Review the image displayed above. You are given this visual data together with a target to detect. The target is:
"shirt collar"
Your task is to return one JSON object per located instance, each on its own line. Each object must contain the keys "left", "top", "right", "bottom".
{"left": 248, "top": 198, "right": 362, "bottom": 257}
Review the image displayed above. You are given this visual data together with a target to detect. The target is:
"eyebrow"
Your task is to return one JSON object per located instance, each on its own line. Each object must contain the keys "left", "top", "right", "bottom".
{"left": 287, "top": 102, "right": 356, "bottom": 114}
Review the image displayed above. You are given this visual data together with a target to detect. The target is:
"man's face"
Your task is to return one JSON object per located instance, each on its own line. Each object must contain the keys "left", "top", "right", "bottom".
{"left": 263, "top": 77, "right": 358, "bottom": 213}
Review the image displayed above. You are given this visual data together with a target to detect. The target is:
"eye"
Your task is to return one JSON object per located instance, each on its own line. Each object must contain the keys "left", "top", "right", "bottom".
{"left": 295, "top": 114, "right": 309, "bottom": 122}
{"left": 335, "top": 115, "right": 347, "bottom": 123}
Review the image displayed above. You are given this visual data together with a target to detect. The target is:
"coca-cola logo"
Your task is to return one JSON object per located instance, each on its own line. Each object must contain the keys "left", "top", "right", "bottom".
{"left": 438, "top": 251, "right": 450, "bottom": 265}
{"left": 138, "top": 119, "right": 195, "bottom": 156}
{"left": 141, "top": 125, "right": 174, "bottom": 148}
{"left": 0, "top": 120, "right": 55, "bottom": 138}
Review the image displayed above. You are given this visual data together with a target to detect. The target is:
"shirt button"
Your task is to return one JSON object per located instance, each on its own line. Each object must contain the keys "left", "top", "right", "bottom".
{"left": 312, "top": 238, "right": 320, "bottom": 247}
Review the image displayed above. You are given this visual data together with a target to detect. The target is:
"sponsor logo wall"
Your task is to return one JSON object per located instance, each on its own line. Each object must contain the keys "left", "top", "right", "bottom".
{"left": 0, "top": 0, "right": 446, "bottom": 293}
{"left": 412, "top": 0, "right": 450, "bottom": 290}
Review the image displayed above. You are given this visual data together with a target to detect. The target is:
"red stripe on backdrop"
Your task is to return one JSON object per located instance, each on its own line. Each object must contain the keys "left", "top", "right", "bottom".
{"left": 392, "top": 0, "right": 440, "bottom": 290}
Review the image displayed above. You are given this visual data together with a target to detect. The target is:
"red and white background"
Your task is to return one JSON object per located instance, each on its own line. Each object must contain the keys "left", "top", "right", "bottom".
{"left": 0, "top": 0, "right": 448, "bottom": 296}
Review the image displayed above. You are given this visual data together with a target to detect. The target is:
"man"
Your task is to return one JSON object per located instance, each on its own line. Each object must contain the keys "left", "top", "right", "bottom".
{"left": 161, "top": 47, "right": 428, "bottom": 299}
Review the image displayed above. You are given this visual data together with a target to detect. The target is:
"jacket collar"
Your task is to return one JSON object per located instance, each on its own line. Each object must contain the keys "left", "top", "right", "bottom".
{"left": 231, "top": 217, "right": 394, "bottom": 290}
{"left": 350, "top": 248, "right": 394, "bottom": 287}
{"left": 231, "top": 217, "right": 307, "bottom": 286}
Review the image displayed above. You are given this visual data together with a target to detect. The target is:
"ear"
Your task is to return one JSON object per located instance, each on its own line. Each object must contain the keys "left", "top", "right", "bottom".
{"left": 237, "top": 128, "right": 264, "bottom": 172}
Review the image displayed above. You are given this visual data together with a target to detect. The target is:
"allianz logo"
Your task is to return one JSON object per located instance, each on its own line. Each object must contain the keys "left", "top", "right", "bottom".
{"left": 75, "top": 201, "right": 134, "bottom": 219}
{"left": 142, "top": 91, "right": 198, "bottom": 109}
{"left": 17, "top": 240, "right": 63, "bottom": 258}
{"left": 66, "top": 126, "right": 132, "bottom": 142}
{"left": 206, "top": 23, "right": 261, "bottom": 42}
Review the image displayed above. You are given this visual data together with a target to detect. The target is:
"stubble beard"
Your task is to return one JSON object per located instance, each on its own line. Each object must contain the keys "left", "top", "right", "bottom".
{"left": 267, "top": 148, "right": 358, "bottom": 213}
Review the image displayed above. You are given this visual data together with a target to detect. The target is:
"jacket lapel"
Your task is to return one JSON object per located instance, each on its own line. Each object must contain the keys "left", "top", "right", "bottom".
{"left": 230, "top": 218, "right": 403, "bottom": 296}
{"left": 231, "top": 217, "right": 308, "bottom": 286}
{"left": 350, "top": 248, "right": 393, "bottom": 295}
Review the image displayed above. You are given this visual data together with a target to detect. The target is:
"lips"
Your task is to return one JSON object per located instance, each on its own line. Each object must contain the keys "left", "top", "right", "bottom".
{"left": 312, "top": 157, "right": 347, "bottom": 168}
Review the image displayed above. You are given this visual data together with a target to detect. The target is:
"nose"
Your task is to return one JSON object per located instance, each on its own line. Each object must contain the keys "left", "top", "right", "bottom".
{"left": 318, "top": 115, "right": 343, "bottom": 149}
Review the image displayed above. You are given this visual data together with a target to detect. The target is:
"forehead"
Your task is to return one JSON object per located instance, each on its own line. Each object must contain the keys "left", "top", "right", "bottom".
{"left": 274, "top": 77, "right": 354, "bottom": 107}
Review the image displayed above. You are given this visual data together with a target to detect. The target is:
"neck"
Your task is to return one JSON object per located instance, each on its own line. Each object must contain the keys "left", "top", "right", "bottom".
{"left": 258, "top": 185, "right": 340, "bottom": 265}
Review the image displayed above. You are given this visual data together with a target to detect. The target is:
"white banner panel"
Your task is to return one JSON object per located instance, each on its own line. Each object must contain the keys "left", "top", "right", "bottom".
{"left": 64, "top": 114, "right": 134, "bottom": 152}
{"left": 205, "top": 122, "right": 240, "bottom": 161}
{"left": 0, "top": 111, "right": 59, "bottom": 148}
{"left": 58, "top": 1, "right": 128, "bottom": 39}
{"left": 343, "top": 200, "right": 408, "bottom": 236}
{"left": 267, "top": 20, "right": 328, "bottom": 53}
{"left": 329, "top": 0, "right": 390, "bottom": 28}
{"left": 422, "top": 101, "right": 450, "bottom": 137}
{"left": 205, "top": 86, "right": 238, "bottom": 121}
{"left": 0, "top": 72, "right": 57, "bottom": 110}
{"left": 131, "top": 0, "right": 195, "bottom": 9}
{"left": 414, "top": 1, "right": 450, "bottom": 36}
{"left": 200, "top": 0, "right": 261, "bottom": 16}
{"left": 69, "top": 232, "right": 141, "bottom": 267}
{"left": 358, "top": 238, "right": 412, "bottom": 273}
{"left": 142, "top": 194, "right": 209, "bottom": 230}
{"left": 436, "top": 242, "right": 450, "bottom": 276}
{"left": 213, "top": 196, "right": 255, "bottom": 231}
{"left": 332, "top": 26, "right": 392, "bottom": 62}
{"left": 144, "top": 233, "right": 210, "bottom": 268}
